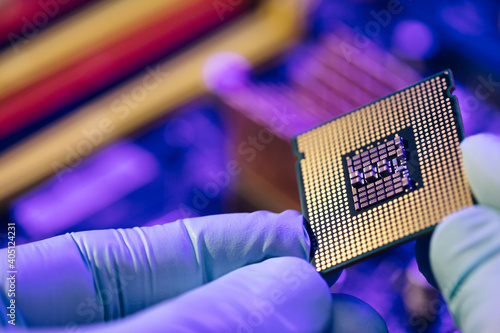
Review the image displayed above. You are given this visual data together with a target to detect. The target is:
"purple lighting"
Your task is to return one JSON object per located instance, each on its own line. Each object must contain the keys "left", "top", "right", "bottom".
{"left": 441, "top": 2, "right": 484, "bottom": 36}
{"left": 202, "top": 51, "right": 252, "bottom": 94}
{"left": 13, "top": 142, "right": 160, "bottom": 240}
{"left": 392, "top": 20, "right": 437, "bottom": 60}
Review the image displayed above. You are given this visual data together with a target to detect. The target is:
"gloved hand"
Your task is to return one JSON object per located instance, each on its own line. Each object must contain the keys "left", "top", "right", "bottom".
{"left": 1, "top": 210, "right": 387, "bottom": 332}
{"left": 416, "top": 133, "right": 500, "bottom": 333}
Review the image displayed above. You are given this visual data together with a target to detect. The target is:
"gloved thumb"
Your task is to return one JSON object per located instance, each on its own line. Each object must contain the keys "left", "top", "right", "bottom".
{"left": 30, "top": 257, "right": 334, "bottom": 333}
{"left": 14, "top": 257, "right": 389, "bottom": 333}
{"left": 430, "top": 205, "right": 500, "bottom": 333}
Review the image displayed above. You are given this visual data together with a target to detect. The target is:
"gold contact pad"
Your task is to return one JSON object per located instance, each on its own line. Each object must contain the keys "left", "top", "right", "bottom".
{"left": 296, "top": 72, "right": 473, "bottom": 273}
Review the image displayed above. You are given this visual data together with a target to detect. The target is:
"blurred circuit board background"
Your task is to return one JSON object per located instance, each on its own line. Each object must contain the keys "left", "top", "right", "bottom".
{"left": 1, "top": 0, "right": 499, "bottom": 332}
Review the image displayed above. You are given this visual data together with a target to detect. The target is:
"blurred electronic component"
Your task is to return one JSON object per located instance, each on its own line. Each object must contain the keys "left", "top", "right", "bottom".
{"left": 13, "top": 142, "right": 160, "bottom": 240}
{"left": 11, "top": 105, "right": 229, "bottom": 240}
{"left": 0, "top": 0, "right": 252, "bottom": 139}
{"left": 0, "top": 0, "right": 306, "bottom": 205}
{"left": 293, "top": 70, "right": 473, "bottom": 275}
{"left": 212, "top": 23, "right": 422, "bottom": 140}
{"left": 0, "top": 0, "right": 185, "bottom": 99}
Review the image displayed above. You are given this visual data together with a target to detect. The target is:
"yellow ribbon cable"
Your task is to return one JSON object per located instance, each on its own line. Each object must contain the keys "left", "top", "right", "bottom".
{"left": 0, "top": 0, "right": 192, "bottom": 100}
{"left": 0, "top": 0, "right": 305, "bottom": 204}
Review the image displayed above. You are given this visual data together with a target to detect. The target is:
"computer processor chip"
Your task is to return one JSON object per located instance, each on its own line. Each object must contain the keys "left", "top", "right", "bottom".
{"left": 292, "top": 70, "right": 474, "bottom": 275}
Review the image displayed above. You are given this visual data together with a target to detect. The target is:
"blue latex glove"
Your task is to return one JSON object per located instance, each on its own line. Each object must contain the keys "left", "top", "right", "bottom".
{"left": 1, "top": 210, "right": 387, "bottom": 332}
{"left": 416, "top": 133, "right": 500, "bottom": 333}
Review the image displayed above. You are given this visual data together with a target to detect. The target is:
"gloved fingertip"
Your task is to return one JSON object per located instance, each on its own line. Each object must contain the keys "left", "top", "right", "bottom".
{"left": 280, "top": 209, "right": 302, "bottom": 216}
{"left": 251, "top": 209, "right": 310, "bottom": 261}
{"left": 328, "top": 293, "right": 388, "bottom": 333}
{"left": 460, "top": 133, "right": 500, "bottom": 211}
{"left": 273, "top": 210, "right": 312, "bottom": 262}
{"left": 414, "top": 234, "right": 439, "bottom": 289}
{"left": 460, "top": 133, "right": 500, "bottom": 152}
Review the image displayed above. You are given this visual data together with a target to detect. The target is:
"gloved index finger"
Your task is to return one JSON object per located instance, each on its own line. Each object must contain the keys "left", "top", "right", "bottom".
{"left": 461, "top": 133, "right": 500, "bottom": 212}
